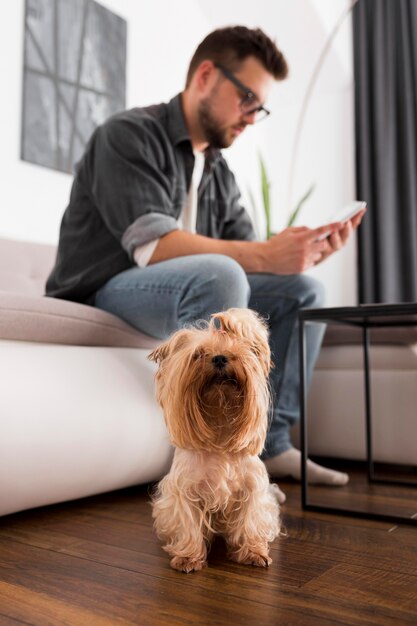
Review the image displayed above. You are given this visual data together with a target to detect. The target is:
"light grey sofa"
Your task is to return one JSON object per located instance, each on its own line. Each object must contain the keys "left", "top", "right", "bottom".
{"left": 0, "top": 237, "right": 172, "bottom": 517}
{"left": 1, "top": 237, "right": 416, "bottom": 517}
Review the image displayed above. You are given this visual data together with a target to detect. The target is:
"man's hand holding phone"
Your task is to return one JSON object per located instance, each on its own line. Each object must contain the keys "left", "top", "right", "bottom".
{"left": 317, "top": 201, "right": 367, "bottom": 241}
{"left": 315, "top": 201, "right": 367, "bottom": 263}
{"left": 263, "top": 201, "right": 367, "bottom": 274}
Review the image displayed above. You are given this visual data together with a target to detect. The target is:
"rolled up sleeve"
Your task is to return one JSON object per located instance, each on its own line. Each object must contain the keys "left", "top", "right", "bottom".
{"left": 122, "top": 213, "right": 178, "bottom": 256}
{"left": 88, "top": 115, "right": 179, "bottom": 260}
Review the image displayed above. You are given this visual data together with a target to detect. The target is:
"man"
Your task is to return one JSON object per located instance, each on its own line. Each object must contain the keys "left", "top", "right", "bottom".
{"left": 46, "top": 26, "right": 365, "bottom": 498}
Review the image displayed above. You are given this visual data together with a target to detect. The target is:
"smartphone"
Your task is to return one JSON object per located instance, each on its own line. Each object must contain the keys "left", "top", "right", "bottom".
{"left": 316, "top": 201, "right": 367, "bottom": 241}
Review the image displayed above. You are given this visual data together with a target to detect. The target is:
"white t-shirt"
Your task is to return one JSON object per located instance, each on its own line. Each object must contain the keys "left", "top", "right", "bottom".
{"left": 133, "top": 151, "right": 205, "bottom": 268}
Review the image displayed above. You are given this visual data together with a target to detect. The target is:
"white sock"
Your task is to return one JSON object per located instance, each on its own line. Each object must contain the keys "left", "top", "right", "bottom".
{"left": 264, "top": 448, "right": 349, "bottom": 486}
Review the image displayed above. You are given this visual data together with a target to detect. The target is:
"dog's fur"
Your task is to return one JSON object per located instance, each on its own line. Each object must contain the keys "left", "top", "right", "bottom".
{"left": 148, "top": 308, "right": 281, "bottom": 573}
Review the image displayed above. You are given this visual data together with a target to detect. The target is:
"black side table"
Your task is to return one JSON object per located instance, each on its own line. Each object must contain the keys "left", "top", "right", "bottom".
{"left": 299, "top": 303, "right": 417, "bottom": 526}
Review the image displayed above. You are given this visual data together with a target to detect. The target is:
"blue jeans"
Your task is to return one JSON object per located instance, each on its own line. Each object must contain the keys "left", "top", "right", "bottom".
{"left": 94, "top": 254, "right": 325, "bottom": 458}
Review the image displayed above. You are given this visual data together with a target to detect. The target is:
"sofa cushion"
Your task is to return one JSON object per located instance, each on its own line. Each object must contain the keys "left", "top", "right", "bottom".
{"left": 0, "top": 292, "right": 159, "bottom": 348}
{"left": 0, "top": 237, "right": 159, "bottom": 348}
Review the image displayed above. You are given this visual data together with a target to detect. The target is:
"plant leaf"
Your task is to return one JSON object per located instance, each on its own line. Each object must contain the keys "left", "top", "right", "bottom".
{"left": 288, "top": 183, "right": 315, "bottom": 227}
{"left": 259, "top": 154, "right": 272, "bottom": 239}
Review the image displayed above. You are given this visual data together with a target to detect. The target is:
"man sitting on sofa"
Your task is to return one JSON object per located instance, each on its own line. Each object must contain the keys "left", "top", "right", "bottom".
{"left": 46, "top": 26, "right": 365, "bottom": 498}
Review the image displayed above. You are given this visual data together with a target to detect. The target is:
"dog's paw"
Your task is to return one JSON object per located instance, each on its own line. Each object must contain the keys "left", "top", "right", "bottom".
{"left": 243, "top": 552, "right": 272, "bottom": 567}
{"left": 229, "top": 550, "right": 272, "bottom": 567}
{"left": 170, "top": 556, "right": 206, "bottom": 573}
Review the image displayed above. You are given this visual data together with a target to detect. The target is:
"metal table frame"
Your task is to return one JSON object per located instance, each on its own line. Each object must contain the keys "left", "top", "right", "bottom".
{"left": 299, "top": 303, "right": 417, "bottom": 526}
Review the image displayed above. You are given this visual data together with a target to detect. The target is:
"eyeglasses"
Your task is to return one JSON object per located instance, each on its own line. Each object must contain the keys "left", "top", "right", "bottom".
{"left": 214, "top": 63, "right": 271, "bottom": 123}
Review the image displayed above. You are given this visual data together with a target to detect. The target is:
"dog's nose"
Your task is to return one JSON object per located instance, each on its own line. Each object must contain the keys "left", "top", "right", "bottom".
{"left": 212, "top": 355, "right": 228, "bottom": 369}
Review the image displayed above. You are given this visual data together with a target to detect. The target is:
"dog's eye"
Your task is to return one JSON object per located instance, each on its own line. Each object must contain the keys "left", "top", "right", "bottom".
{"left": 193, "top": 349, "right": 205, "bottom": 361}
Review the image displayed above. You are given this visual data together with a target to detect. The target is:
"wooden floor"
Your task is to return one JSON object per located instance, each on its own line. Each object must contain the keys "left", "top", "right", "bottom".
{"left": 0, "top": 466, "right": 417, "bottom": 626}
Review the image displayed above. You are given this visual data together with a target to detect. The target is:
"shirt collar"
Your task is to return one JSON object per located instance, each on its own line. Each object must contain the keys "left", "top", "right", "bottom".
{"left": 166, "top": 94, "right": 221, "bottom": 167}
{"left": 166, "top": 94, "right": 190, "bottom": 146}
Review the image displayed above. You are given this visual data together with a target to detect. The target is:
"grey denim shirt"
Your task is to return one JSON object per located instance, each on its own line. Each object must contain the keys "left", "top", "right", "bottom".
{"left": 46, "top": 94, "right": 256, "bottom": 303}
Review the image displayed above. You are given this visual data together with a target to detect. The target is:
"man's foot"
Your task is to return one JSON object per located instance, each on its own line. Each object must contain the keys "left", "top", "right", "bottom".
{"left": 264, "top": 448, "right": 349, "bottom": 486}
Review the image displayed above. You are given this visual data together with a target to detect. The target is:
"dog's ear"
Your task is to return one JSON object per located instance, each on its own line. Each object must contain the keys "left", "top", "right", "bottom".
{"left": 148, "top": 329, "right": 194, "bottom": 364}
{"left": 148, "top": 342, "right": 170, "bottom": 364}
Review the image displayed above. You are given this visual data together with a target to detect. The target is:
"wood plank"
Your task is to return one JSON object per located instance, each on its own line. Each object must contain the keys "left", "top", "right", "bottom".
{"left": 0, "top": 581, "right": 128, "bottom": 626}
{"left": 0, "top": 610, "right": 29, "bottom": 626}
{"left": 1, "top": 480, "right": 416, "bottom": 625}
{"left": 1, "top": 485, "right": 416, "bottom": 581}
{"left": 0, "top": 505, "right": 371, "bottom": 592}
{"left": 304, "top": 563, "right": 417, "bottom": 622}
{"left": 281, "top": 515, "right": 417, "bottom": 576}
{"left": 0, "top": 524, "right": 414, "bottom": 626}
{"left": 0, "top": 538, "right": 337, "bottom": 626}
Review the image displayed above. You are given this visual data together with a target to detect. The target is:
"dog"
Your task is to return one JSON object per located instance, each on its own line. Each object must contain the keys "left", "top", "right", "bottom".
{"left": 148, "top": 308, "right": 282, "bottom": 573}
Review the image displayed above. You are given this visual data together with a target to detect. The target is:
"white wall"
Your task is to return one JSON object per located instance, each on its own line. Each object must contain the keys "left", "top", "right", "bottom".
{"left": 0, "top": 0, "right": 358, "bottom": 306}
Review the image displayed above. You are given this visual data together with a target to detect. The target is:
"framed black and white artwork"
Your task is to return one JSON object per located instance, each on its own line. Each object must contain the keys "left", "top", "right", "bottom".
{"left": 21, "top": 0, "right": 127, "bottom": 174}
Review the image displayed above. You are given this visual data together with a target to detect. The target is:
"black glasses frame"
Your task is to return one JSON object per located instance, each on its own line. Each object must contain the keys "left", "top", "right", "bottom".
{"left": 214, "top": 63, "right": 271, "bottom": 122}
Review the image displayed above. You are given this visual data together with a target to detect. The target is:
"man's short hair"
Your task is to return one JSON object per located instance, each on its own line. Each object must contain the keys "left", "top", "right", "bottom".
{"left": 186, "top": 26, "right": 288, "bottom": 87}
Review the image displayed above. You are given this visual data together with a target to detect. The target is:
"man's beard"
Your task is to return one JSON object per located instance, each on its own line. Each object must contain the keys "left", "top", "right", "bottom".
{"left": 198, "top": 97, "right": 235, "bottom": 149}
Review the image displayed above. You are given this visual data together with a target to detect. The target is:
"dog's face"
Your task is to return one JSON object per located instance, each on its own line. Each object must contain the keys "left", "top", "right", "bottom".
{"left": 148, "top": 308, "right": 272, "bottom": 455}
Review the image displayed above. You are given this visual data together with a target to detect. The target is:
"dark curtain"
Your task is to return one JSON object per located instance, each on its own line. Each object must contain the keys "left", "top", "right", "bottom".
{"left": 353, "top": 0, "right": 417, "bottom": 303}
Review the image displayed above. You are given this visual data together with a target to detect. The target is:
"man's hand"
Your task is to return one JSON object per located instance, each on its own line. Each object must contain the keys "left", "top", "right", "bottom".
{"left": 263, "top": 208, "right": 366, "bottom": 274}
{"left": 316, "top": 208, "right": 367, "bottom": 265}
{"left": 263, "top": 224, "right": 340, "bottom": 274}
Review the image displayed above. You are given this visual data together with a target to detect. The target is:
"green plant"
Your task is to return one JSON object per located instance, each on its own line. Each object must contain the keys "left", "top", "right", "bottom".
{"left": 287, "top": 182, "right": 316, "bottom": 227}
{"left": 250, "top": 153, "right": 315, "bottom": 239}
{"left": 260, "top": 154, "right": 273, "bottom": 239}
